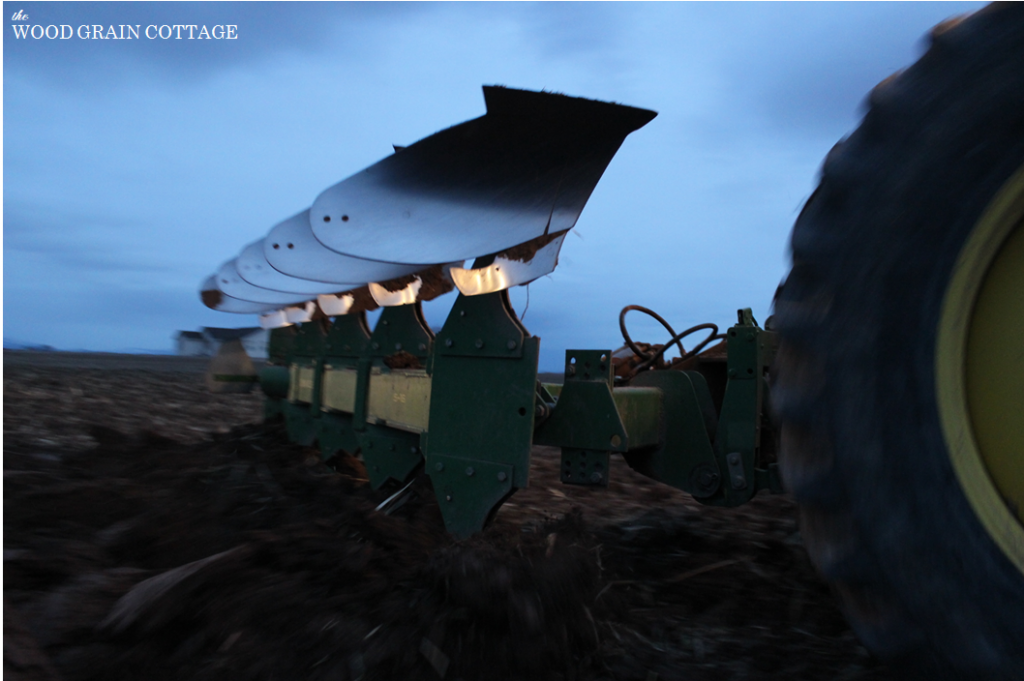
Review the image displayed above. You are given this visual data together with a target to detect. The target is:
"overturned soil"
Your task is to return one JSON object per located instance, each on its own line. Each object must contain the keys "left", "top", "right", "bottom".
{"left": 4, "top": 351, "right": 895, "bottom": 681}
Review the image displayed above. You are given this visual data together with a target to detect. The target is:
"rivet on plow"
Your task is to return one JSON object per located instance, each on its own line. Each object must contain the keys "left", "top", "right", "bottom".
{"left": 497, "top": 471, "right": 507, "bottom": 482}
{"left": 435, "top": 462, "right": 444, "bottom": 472}
{"left": 465, "top": 467, "right": 475, "bottom": 476}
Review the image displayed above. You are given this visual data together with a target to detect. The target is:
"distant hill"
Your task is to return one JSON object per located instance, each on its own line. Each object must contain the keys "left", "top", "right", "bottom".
{"left": 3, "top": 339, "right": 175, "bottom": 355}
{"left": 3, "top": 338, "right": 56, "bottom": 352}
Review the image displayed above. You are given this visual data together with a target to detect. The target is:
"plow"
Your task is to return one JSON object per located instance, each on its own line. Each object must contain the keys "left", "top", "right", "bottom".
{"left": 201, "top": 7, "right": 1023, "bottom": 680}
{"left": 204, "top": 85, "right": 782, "bottom": 538}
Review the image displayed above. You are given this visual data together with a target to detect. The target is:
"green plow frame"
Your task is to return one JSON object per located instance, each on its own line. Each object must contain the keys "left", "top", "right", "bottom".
{"left": 261, "top": 292, "right": 782, "bottom": 537}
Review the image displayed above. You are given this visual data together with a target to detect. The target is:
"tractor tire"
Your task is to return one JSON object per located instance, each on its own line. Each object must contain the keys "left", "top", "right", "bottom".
{"left": 773, "top": 6, "right": 1024, "bottom": 681}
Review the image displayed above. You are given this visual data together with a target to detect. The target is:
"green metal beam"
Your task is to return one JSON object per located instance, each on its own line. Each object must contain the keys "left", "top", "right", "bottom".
{"left": 702, "top": 308, "right": 779, "bottom": 506}
{"left": 424, "top": 291, "right": 538, "bottom": 537}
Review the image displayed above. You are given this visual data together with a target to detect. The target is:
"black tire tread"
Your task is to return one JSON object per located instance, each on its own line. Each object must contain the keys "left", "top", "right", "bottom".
{"left": 774, "top": 6, "right": 1024, "bottom": 680}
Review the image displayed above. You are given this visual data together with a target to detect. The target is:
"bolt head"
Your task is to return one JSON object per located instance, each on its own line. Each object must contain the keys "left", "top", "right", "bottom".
{"left": 395, "top": 343, "right": 402, "bottom": 350}
{"left": 435, "top": 462, "right": 444, "bottom": 472}
{"left": 497, "top": 471, "right": 507, "bottom": 482}
{"left": 507, "top": 340, "right": 517, "bottom": 350}
{"left": 465, "top": 467, "right": 475, "bottom": 476}
{"left": 590, "top": 472, "right": 604, "bottom": 484}
{"left": 445, "top": 338, "right": 453, "bottom": 348}
{"left": 446, "top": 494, "right": 452, "bottom": 502}
{"left": 475, "top": 339, "right": 484, "bottom": 349}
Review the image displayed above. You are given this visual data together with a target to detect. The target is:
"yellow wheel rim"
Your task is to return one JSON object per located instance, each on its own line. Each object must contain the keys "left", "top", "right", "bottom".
{"left": 937, "top": 163, "right": 1024, "bottom": 575}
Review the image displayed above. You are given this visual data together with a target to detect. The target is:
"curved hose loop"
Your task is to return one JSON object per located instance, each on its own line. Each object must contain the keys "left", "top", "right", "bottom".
{"left": 630, "top": 324, "right": 720, "bottom": 377}
{"left": 619, "top": 305, "right": 685, "bottom": 360}
{"left": 669, "top": 329, "right": 725, "bottom": 366}
{"left": 619, "top": 304, "right": 721, "bottom": 380}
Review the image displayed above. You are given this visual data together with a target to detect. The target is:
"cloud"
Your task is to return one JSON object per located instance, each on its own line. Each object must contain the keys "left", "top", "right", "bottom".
{"left": 511, "top": 3, "right": 625, "bottom": 61}
{"left": 715, "top": 2, "right": 981, "bottom": 137}
{"left": 2, "top": 200, "right": 176, "bottom": 274}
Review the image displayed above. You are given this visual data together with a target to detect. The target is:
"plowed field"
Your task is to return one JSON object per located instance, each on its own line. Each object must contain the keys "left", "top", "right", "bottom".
{"left": 3, "top": 351, "right": 894, "bottom": 681}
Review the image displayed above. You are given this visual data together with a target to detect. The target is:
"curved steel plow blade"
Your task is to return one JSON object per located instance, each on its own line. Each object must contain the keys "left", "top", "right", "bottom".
{"left": 310, "top": 86, "right": 656, "bottom": 265}
{"left": 264, "top": 210, "right": 422, "bottom": 285}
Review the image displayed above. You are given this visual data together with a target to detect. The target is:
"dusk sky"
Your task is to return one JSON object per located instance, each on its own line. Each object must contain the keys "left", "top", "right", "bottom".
{"left": 3, "top": 1, "right": 980, "bottom": 368}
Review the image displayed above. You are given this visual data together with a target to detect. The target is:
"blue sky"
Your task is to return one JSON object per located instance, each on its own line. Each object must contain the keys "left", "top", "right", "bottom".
{"left": 3, "top": 1, "right": 980, "bottom": 367}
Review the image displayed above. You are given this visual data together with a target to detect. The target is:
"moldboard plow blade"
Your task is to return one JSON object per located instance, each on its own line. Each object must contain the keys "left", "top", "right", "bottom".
{"left": 310, "top": 85, "right": 658, "bottom": 265}
{"left": 214, "top": 258, "right": 325, "bottom": 306}
{"left": 200, "top": 86, "right": 656, "bottom": 320}
{"left": 199, "top": 276, "right": 281, "bottom": 314}
{"left": 236, "top": 239, "right": 363, "bottom": 295}
{"left": 262, "top": 210, "right": 424, "bottom": 285}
